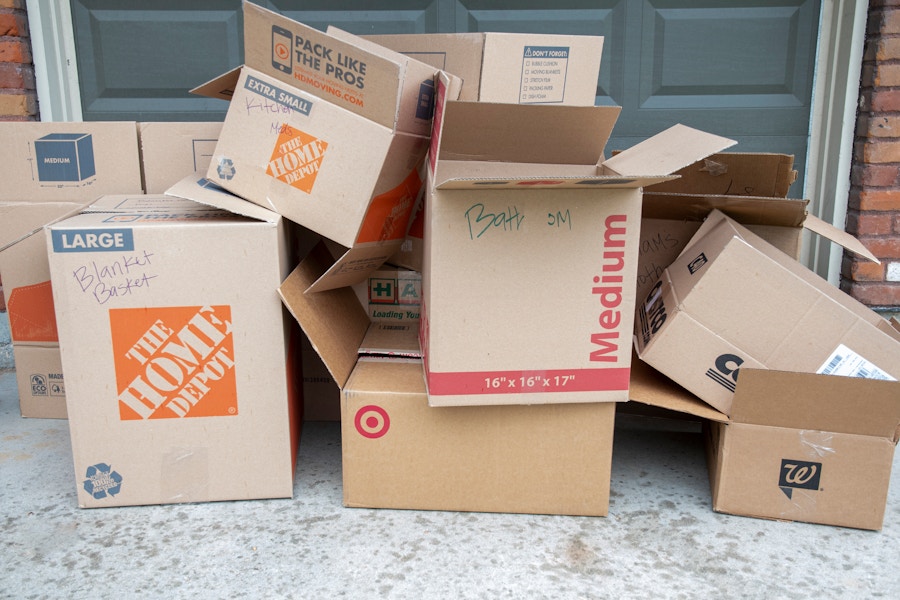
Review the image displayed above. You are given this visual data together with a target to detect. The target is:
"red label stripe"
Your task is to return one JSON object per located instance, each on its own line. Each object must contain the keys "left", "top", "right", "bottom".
{"left": 426, "top": 367, "right": 630, "bottom": 396}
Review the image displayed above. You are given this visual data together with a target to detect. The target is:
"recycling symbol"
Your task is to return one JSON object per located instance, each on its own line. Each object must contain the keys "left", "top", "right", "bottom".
{"left": 83, "top": 463, "right": 123, "bottom": 500}
{"left": 217, "top": 158, "right": 236, "bottom": 180}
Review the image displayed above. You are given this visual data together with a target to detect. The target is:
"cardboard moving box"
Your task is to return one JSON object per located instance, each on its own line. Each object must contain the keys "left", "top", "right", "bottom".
{"left": 47, "top": 193, "right": 300, "bottom": 507}
{"left": 279, "top": 242, "right": 614, "bottom": 516}
{"left": 635, "top": 210, "right": 900, "bottom": 416}
{"left": 138, "top": 122, "right": 223, "bottom": 193}
{"left": 0, "top": 121, "right": 144, "bottom": 418}
{"left": 195, "top": 2, "right": 441, "bottom": 292}
{"left": 420, "top": 74, "right": 735, "bottom": 407}
{"left": 364, "top": 31, "right": 603, "bottom": 105}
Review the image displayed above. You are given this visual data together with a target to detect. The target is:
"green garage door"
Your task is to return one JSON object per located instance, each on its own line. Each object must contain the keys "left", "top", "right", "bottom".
{"left": 70, "top": 0, "right": 821, "bottom": 193}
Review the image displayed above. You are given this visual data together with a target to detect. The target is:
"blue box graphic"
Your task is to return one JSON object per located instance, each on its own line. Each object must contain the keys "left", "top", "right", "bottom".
{"left": 34, "top": 133, "right": 96, "bottom": 182}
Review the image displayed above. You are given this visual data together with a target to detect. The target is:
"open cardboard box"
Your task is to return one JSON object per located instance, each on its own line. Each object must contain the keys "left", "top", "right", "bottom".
{"left": 364, "top": 31, "right": 603, "bottom": 105}
{"left": 138, "top": 121, "right": 223, "bottom": 194}
{"left": 193, "top": 1, "right": 443, "bottom": 293}
{"left": 419, "top": 73, "right": 735, "bottom": 407}
{"left": 46, "top": 190, "right": 302, "bottom": 507}
{"left": 279, "top": 242, "right": 615, "bottom": 516}
{"left": 0, "top": 121, "right": 144, "bottom": 418}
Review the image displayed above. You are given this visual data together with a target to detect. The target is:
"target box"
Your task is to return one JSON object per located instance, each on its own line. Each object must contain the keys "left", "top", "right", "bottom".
{"left": 280, "top": 242, "right": 614, "bottom": 516}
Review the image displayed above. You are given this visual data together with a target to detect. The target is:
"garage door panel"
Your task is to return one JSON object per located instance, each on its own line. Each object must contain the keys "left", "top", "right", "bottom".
{"left": 273, "top": 0, "right": 440, "bottom": 34}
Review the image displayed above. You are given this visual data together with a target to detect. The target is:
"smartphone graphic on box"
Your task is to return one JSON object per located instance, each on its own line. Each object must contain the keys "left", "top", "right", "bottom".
{"left": 272, "top": 25, "right": 293, "bottom": 73}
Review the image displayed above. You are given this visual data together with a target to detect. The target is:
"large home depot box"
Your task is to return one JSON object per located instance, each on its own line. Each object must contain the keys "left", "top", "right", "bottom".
{"left": 634, "top": 210, "right": 900, "bottom": 416}
{"left": 0, "top": 122, "right": 144, "bottom": 418}
{"left": 138, "top": 122, "right": 222, "bottom": 193}
{"left": 279, "top": 243, "right": 614, "bottom": 515}
{"left": 364, "top": 31, "right": 603, "bottom": 105}
{"left": 46, "top": 194, "right": 300, "bottom": 508}
{"left": 193, "top": 2, "right": 441, "bottom": 292}
{"left": 420, "top": 77, "right": 734, "bottom": 407}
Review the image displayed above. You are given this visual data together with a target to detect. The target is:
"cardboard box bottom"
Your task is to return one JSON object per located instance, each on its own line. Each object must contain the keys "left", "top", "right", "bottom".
{"left": 342, "top": 359, "right": 613, "bottom": 516}
{"left": 13, "top": 345, "right": 67, "bottom": 419}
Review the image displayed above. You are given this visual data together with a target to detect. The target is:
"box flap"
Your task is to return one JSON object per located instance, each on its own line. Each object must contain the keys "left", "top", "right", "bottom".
{"left": 601, "top": 124, "right": 736, "bottom": 178}
{"left": 435, "top": 101, "right": 619, "bottom": 168}
{"left": 645, "top": 153, "right": 797, "bottom": 197}
{"left": 629, "top": 352, "right": 728, "bottom": 423}
{"left": 0, "top": 202, "right": 87, "bottom": 251}
{"left": 165, "top": 173, "right": 280, "bottom": 224}
{"left": 802, "top": 213, "right": 880, "bottom": 263}
{"left": 190, "top": 66, "right": 242, "bottom": 102}
{"left": 304, "top": 240, "right": 405, "bottom": 294}
{"left": 642, "top": 193, "right": 809, "bottom": 226}
{"left": 243, "top": 2, "right": 404, "bottom": 131}
{"left": 730, "top": 369, "right": 900, "bottom": 439}
{"left": 436, "top": 175, "right": 675, "bottom": 190}
{"left": 359, "top": 322, "right": 421, "bottom": 358}
{"left": 278, "top": 242, "right": 370, "bottom": 388}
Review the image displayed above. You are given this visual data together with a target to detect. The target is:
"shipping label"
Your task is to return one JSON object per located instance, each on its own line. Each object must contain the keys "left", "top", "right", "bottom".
{"left": 110, "top": 305, "right": 238, "bottom": 420}
{"left": 817, "top": 344, "right": 896, "bottom": 381}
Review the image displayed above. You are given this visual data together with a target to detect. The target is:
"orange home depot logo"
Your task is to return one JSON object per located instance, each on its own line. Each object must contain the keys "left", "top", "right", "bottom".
{"left": 109, "top": 305, "right": 237, "bottom": 420}
{"left": 266, "top": 125, "right": 328, "bottom": 193}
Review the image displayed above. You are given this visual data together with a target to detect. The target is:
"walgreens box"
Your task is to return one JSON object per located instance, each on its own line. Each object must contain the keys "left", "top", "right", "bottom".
{"left": 635, "top": 210, "right": 900, "bottom": 416}
{"left": 0, "top": 122, "right": 143, "bottom": 418}
{"left": 420, "top": 75, "right": 733, "bottom": 407}
{"left": 194, "top": 2, "right": 439, "bottom": 292}
{"left": 138, "top": 122, "right": 222, "bottom": 193}
{"left": 280, "top": 243, "right": 613, "bottom": 516}
{"left": 364, "top": 31, "right": 603, "bottom": 105}
{"left": 46, "top": 193, "right": 300, "bottom": 507}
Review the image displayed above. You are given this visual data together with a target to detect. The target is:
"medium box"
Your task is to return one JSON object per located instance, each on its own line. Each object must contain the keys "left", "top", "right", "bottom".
{"left": 46, "top": 192, "right": 301, "bottom": 507}
{"left": 634, "top": 210, "right": 900, "bottom": 415}
{"left": 364, "top": 31, "right": 603, "bottom": 105}
{"left": 279, "top": 243, "right": 613, "bottom": 516}
{"left": 0, "top": 122, "right": 142, "bottom": 202}
{"left": 193, "top": 2, "right": 441, "bottom": 293}
{"left": 420, "top": 74, "right": 733, "bottom": 407}
{"left": 138, "top": 122, "right": 223, "bottom": 193}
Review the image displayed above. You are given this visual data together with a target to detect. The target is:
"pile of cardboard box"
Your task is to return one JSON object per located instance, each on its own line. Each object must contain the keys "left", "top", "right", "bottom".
{"left": 2, "top": 1, "right": 899, "bottom": 529}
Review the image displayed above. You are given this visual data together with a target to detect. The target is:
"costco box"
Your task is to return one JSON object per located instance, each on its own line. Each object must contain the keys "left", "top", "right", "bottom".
{"left": 138, "top": 122, "right": 222, "bottom": 193}
{"left": 0, "top": 122, "right": 144, "bottom": 417}
{"left": 420, "top": 75, "right": 734, "bottom": 407}
{"left": 194, "top": 2, "right": 441, "bottom": 292}
{"left": 280, "top": 243, "right": 613, "bottom": 515}
{"left": 46, "top": 193, "right": 300, "bottom": 507}
{"left": 364, "top": 31, "right": 603, "bottom": 105}
{"left": 635, "top": 210, "right": 900, "bottom": 416}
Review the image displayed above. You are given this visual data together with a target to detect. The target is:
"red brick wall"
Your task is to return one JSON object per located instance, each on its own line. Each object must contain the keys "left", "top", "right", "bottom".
{"left": 0, "top": 0, "right": 38, "bottom": 312}
{"left": 846, "top": 1, "right": 900, "bottom": 311}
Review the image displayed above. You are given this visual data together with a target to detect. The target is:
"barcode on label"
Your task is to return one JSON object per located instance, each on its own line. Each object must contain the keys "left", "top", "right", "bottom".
{"left": 817, "top": 344, "right": 896, "bottom": 381}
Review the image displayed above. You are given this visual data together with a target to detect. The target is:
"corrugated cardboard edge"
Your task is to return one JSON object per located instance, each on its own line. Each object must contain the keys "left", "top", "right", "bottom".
{"left": 602, "top": 124, "right": 737, "bottom": 178}
{"left": 278, "top": 242, "right": 370, "bottom": 388}
{"left": 165, "top": 173, "right": 280, "bottom": 224}
{"left": 802, "top": 213, "right": 880, "bottom": 263}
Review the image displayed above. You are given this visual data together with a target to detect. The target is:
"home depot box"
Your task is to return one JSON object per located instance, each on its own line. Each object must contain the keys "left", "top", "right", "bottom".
{"left": 138, "top": 122, "right": 223, "bottom": 193}
{"left": 420, "top": 76, "right": 734, "bottom": 407}
{"left": 364, "top": 31, "right": 603, "bottom": 105}
{"left": 194, "top": 2, "right": 440, "bottom": 292}
{"left": 635, "top": 210, "right": 900, "bottom": 416}
{"left": 0, "top": 122, "right": 144, "bottom": 417}
{"left": 0, "top": 122, "right": 142, "bottom": 201}
{"left": 279, "top": 243, "right": 613, "bottom": 515}
{"left": 46, "top": 193, "right": 300, "bottom": 507}
{"left": 706, "top": 369, "right": 900, "bottom": 530}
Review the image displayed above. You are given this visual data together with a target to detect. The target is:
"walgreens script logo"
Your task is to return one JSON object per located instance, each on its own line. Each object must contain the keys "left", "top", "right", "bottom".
{"left": 109, "top": 305, "right": 237, "bottom": 420}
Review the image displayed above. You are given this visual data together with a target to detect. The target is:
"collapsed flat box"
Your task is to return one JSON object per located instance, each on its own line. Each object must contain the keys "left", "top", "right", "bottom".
{"left": 46, "top": 193, "right": 300, "bottom": 507}
{"left": 420, "top": 74, "right": 734, "bottom": 407}
{"left": 364, "top": 31, "right": 603, "bottom": 105}
{"left": 194, "top": 2, "right": 440, "bottom": 292}
{"left": 138, "top": 122, "right": 223, "bottom": 193}
{"left": 0, "top": 121, "right": 144, "bottom": 417}
{"left": 279, "top": 243, "right": 613, "bottom": 516}
{"left": 635, "top": 210, "right": 900, "bottom": 416}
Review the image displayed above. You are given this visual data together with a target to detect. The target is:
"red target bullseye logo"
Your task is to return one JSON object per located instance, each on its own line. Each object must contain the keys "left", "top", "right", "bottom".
{"left": 354, "top": 405, "right": 390, "bottom": 439}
